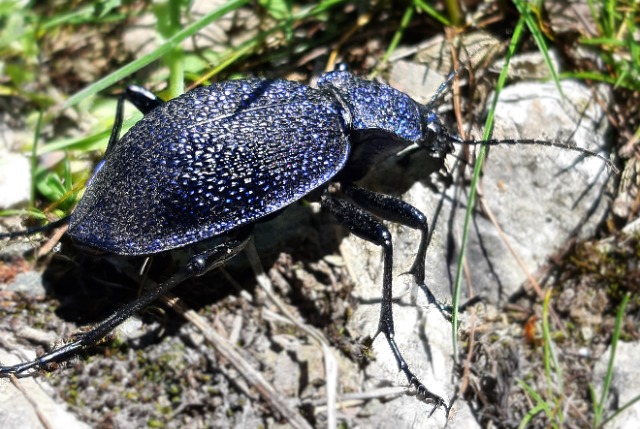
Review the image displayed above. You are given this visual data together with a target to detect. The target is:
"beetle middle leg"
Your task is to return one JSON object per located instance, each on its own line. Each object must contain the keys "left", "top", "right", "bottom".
{"left": 321, "top": 193, "right": 446, "bottom": 408}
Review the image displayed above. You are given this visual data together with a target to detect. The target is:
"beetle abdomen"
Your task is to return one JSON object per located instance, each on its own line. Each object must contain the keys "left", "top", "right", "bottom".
{"left": 69, "top": 79, "right": 351, "bottom": 255}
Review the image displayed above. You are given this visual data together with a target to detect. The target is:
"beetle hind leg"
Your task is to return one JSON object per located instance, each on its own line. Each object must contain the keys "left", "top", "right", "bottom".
{"left": 0, "top": 227, "right": 252, "bottom": 376}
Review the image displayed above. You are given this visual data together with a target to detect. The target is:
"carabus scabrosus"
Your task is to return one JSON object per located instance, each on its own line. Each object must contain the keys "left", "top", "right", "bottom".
{"left": 0, "top": 66, "right": 614, "bottom": 412}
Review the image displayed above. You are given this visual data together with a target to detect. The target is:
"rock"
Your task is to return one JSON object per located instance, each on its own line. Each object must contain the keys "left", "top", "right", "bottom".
{"left": 0, "top": 153, "right": 31, "bottom": 209}
{"left": 387, "top": 73, "right": 613, "bottom": 304}
{"left": 4, "top": 271, "right": 45, "bottom": 297}
{"left": 461, "top": 79, "right": 613, "bottom": 301}
{"left": 592, "top": 341, "right": 640, "bottom": 428}
{"left": 0, "top": 348, "right": 92, "bottom": 429}
{"left": 388, "top": 60, "right": 448, "bottom": 105}
{"left": 490, "top": 49, "right": 561, "bottom": 81}
{"left": 338, "top": 58, "right": 613, "bottom": 427}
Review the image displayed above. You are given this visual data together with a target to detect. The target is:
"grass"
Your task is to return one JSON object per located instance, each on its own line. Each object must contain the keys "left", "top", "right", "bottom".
{"left": 516, "top": 290, "right": 565, "bottom": 428}
{"left": 3, "top": 0, "right": 357, "bottom": 218}
{"left": 0, "top": 0, "right": 639, "bottom": 427}
{"left": 515, "top": 291, "right": 635, "bottom": 428}
{"left": 591, "top": 292, "right": 632, "bottom": 428}
{"left": 451, "top": 12, "right": 528, "bottom": 358}
{"left": 453, "top": 0, "right": 638, "bottom": 424}
{"left": 579, "top": 0, "right": 639, "bottom": 91}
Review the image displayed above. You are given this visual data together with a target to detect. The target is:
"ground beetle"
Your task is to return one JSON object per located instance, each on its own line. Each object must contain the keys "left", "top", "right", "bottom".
{"left": 0, "top": 66, "right": 614, "bottom": 410}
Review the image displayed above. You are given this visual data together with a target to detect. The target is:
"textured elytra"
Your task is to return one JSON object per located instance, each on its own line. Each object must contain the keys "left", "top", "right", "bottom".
{"left": 68, "top": 71, "right": 440, "bottom": 256}
{"left": 69, "top": 79, "right": 351, "bottom": 255}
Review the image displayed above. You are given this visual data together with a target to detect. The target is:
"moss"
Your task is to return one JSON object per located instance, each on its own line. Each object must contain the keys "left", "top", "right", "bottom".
{"left": 147, "top": 419, "right": 165, "bottom": 428}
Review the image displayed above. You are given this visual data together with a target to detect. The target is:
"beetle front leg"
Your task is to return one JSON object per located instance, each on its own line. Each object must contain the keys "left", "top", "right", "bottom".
{"left": 342, "top": 185, "right": 431, "bottom": 283}
{"left": 342, "top": 185, "right": 444, "bottom": 310}
{"left": 342, "top": 185, "right": 480, "bottom": 319}
{"left": 321, "top": 193, "right": 446, "bottom": 409}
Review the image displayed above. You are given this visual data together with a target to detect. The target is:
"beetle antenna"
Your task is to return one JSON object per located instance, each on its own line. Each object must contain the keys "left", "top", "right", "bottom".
{"left": 425, "top": 62, "right": 469, "bottom": 111}
{"left": 455, "top": 137, "right": 619, "bottom": 175}
{"left": 0, "top": 216, "right": 70, "bottom": 240}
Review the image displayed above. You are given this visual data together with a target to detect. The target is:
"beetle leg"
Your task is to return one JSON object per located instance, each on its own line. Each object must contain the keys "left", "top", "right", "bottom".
{"left": 0, "top": 228, "right": 252, "bottom": 376}
{"left": 342, "top": 186, "right": 446, "bottom": 306}
{"left": 103, "top": 93, "right": 126, "bottom": 157}
{"left": 342, "top": 185, "right": 481, "bottom": 319}
{"left": 321, "top": 193, "right": 446, "bottom": 408}
{"left": 124, "top": 85, "right": 165, "bottom": 114}
{"left": 104, "top": 86, "right": 165, "bottom": 157}
{"left": 342, "top": 185, "right": 429, "bottom": 280}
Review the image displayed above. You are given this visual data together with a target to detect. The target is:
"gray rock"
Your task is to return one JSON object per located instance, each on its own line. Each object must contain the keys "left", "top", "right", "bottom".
{"left": 0, "top": 152, "right": 31, "bottom": 209}
{"left": 490, "top": 49, "right": 562, "bottom": 81}
{"left": 391, "top": 76, "right": 613, "bottom": 305}
{"left": 0, "top": 348, "right": 91, "bottom": 429}
{"left": 4, "top": 271, "right": 45, "bottom": 296}
{"left": 592, "top": 341, "right": 640, "bottom": 428}
{"left": 458, "top": 79, "right": 613, "bottom": 301}
{"left": 339, "top": 60, "right": 613, "bottom": 427}
{"left": 388, "top": 60, "right": 449, "bottom": 105}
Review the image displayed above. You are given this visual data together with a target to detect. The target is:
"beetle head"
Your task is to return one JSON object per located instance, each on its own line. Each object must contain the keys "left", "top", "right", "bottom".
{"left": 419, "top": 107, "right": 456, "bottom": 158}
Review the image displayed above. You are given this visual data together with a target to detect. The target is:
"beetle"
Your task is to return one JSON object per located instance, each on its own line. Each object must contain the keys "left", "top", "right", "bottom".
{"left": 0, "top": 67, "right": 614, "bottom": 411}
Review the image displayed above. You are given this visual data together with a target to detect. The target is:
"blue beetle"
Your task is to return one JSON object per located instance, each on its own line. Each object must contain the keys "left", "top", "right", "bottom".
{"left": 0, "top": 70, "right": 457, "bottom": 406}
{"left": 80, "top": 70, "right": 454, "bottom": 406}
{"left": 70, "top": 72, "right": 453, "bottom": 254}
{"left": 0, "top": 68, "right": 540, "bottom": 411}
{"left": 0, "top": 64, "right": 617, "bottom": 412}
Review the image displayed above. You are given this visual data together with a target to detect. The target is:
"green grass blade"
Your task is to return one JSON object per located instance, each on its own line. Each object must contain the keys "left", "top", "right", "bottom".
{"left": 542, "top": 289, "right": 564, "bottom": 424}
{"left": 37, "top": 116, "right": 141, "bottom": 155}
{"left": 155, "top": 0, "right": 186, "bottom": 98}
{"left": 371, "top": 4, "right": 414, "bottom": 78}
{"left": 62, "top": 0, "right": 249, "bottom": 110}
{"left": 186, "top": 1, "right": 351, "bottom": 84}
{"left": 512, "top": 0, "right": 563, "bottom": 95}
{"left": 579, "top": 36, "right": 627, "bottom": 47}
{"left": 30, "top": 111, "right": 43, "bottom": 209}
{"left": 543, "top": 289, "right": 554, "bottom": 400}
{"left": 443, "top": 0, "right": 462, "bottom": 25}
{"left": 413, "top": 0, "right": 450, "bottom": 26}
{"left": 0, "top": 208, "right": 49, "bottom": 220}
{"left": 519, "top": 403, "right": 549, "bottom": 429}
{"left": 600, "top": 394, "right": 640, "bottom": 427}
{"left": 559, "top": 70, "right": 627, "bottom": 87}
{"left": 517, "top": 378, "right": 553, "bottom": 426}
{"left": 594, "top": 292, "right": 631, "bottom": 427}
{"left": 451, "top": 16, "right": 527, "bottom": 358}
